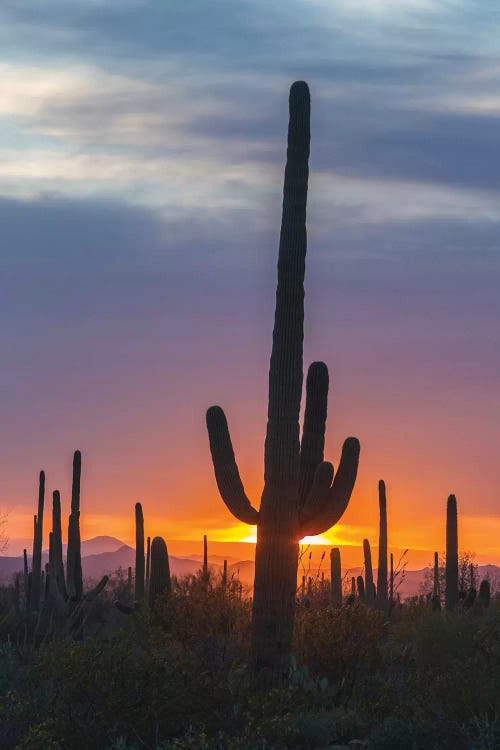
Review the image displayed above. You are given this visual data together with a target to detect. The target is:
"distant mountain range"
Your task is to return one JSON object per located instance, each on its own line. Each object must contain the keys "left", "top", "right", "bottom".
{"left": 1, "top": 536, "right": 499, "bottom": 597}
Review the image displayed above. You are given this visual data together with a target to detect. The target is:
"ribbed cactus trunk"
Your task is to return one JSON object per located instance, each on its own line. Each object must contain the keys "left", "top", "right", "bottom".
{"left": 330, "top": 548, "right": 342, "bottom": 607}
{"left": 206, "top": 82, "right": 359, "bottom": 681}
{"left": 149, "top": 536, "right": 171, "bottom": 608}
{"left": 376, "top": 480, "right": 388, "bottom": 607}
{"left": 363, "top": 539, "right": 375, "bottom": 605}
{"left": 30, "top": 471, "right": 45, "bottom": 612}
{"left": 52, "top": 491, "right": 66, "bottom": 600}
{"left": 134, "top": 502, "right": 145, "bottom": 601}
{"left": 445, "top": 494, "right": 458, "bottom": 611}
{"left": 67, "top": 451, "right": 83, "bottom": 601}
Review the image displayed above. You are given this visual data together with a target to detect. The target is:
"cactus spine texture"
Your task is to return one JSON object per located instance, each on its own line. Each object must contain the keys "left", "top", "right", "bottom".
{"left": 445, "top": 494, "right": 458, "bottom": 611}
{"left": 30, "top": 471, "right": 45, "bottom": 612}
{"left": 67, "top": 451, "right": 83, "bottom": 600}
{"left": 135, "top": 502, "right": 145, "bottom": 601}
{"left": 206, "top": 81, "right": 360, "bottom": 680}
{"left": 149, "top": 536, "right": 171, "bottom": 608}
{"left": 330, "top": 547, "right": 342, "bottom": 607}
{"left": 363, "top": 538, "right": 375, "bottom": 605}
{"left": 376, "top": 480, "right": 388, "bottom": 606}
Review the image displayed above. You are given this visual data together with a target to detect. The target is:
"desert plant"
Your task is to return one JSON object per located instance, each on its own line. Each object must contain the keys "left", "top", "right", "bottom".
{"left": 376, "top": 480, "right": 388, "bottom": 608}
{"left": 30, "top": 471, "right": 45, "bottom": 612}
{"left": 205, "top": 81, "right": 359, "bottom": 681}
{"left": 149, "top": 536, "right": 171, "bottom": 608}
{"left": 135, "top": 503, "right": 145, "bottom": 602}
{"left": 445, "top": 495, "right": 458, "bottom": 611}
{"left": 330, "top": 548, "right": 342, "bottom": 607}
{"left": 363, "top": 539, "right": 375, "bottom": 605}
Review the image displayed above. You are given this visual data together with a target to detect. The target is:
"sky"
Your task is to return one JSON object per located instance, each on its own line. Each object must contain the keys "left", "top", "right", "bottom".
{"left": 1, "top": 0, "right": 499, "bottom": 567}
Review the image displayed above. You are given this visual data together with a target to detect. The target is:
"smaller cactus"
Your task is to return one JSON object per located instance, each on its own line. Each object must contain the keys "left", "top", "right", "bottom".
{"left": 376, "top": 480, "right": 388, "bottom": 607}
{"left": 363, "top": 539, "right": 375, "bottom": 605}
{"left": 431, "top": 551, "right": 441, "bottom": 611}
{"left": 330, "top": 548, "right": 342, "bottom": 607}
{"left": 445, "top": 494, "right": 458, "bottom": 611}
{"left": 478, "top": 579, "right": 490, "bottom": 609}
{"left": 146, "top": 536, "right": 151, "bottom": 585}
{"left": 149, "top": 536, "right": 171, "bottom": 608}
{"left": 135, "top": 502, "right": 145, "bottom": 602}
{"left": 202, "top": 534, "right": 209, "bottom": 583}
{"left": 357, "top": 575, "right": 365, "bottom": 601}
{"left": 31, "top": 471, "right": 45, "bottom": 612}
{"left": 389, "top": 552, "right": 394, "bottom": 606}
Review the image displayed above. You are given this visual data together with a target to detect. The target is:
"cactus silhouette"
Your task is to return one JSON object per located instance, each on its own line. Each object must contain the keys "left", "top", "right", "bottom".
{"left": 145, "top": 535, "right": 151, "bottom": 586}
{"left": 478, "top": 579, "right": 490, "bottom": 609}
{"left": 376, "top": 480, "right": 388, "bottom": 607}
{"left": 389, "top": 552, "right": 394, "bottom": 606}
{"left": 330, "top": 548, "right": 342, "bottom": 607}
{"left": 357, "top": 575, "right": 365, "bottom": 601}
{"left": 431, "top": 551, "right": 441, "bottom": 611}
{"left": 202, "top": 534, "right": 209, "bottom": 582}
{"left": 445, "top": 494, "right": 458, "bottom": 611}
{"left": 52, "top": 490, "right": 66, "bottom": 600}
{"left": 30, "top": 471, "right": 45, "bottom": 612}
{"left": 135, "top": 502, "right": 145, "bottom": 602}
{"left": 363, "top": 538, "right": 375, "bottom": 605}
{"left": 67, "top": 451, "right": 83, "bottom": 601}
{"left": 206, "top": 81, "right": 359, "bottom": 679}
{"left": 149, "top": 536, "right": 171, "bottom": 608}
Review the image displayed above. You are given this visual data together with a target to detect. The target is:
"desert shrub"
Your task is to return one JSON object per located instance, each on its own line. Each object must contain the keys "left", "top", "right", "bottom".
{"left": 294, "top": 603, "right": 385, "bottom": 703}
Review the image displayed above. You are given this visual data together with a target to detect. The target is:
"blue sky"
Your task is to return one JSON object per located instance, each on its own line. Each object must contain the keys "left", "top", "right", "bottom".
{"left": 1, "top": 1, "right": 500, "bottom": 560}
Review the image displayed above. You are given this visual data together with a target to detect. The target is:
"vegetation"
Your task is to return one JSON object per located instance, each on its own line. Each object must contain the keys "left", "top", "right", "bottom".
{"left": 1, "top": 80, "right": 499, "bottom": 749}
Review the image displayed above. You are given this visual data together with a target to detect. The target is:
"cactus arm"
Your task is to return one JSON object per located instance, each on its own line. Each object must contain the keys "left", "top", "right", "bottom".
{"left": 299, "top": 461, "right": 333, "bottom": 524}
{"left": 206, "top": 406, "right": 258, "bottom": 525}
{"left": 299, "top": 437, "right": 360, "bottom": 536}
{"left": 298, "top": 362, "right": 328, "bottom": 506}
{"left": 84, "top": 575, "right": 108, "bottom": 602}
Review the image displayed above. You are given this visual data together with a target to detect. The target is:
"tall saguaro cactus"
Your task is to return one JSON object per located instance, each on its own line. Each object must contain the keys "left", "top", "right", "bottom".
{"left": 67, "top": 451, "right": 83, "bottom": 600}
{"left": 31, "top": 471, "right": 45, "bottom": 612}
{"left": 206, "top": 82, "right": 360, "bottom": 678}
{"left": 445, "top": 494, "right": 458, "bottom": 611}
{"left": 376, "top": 480, "right": 388, "bottom": 606}
{"left": 135, "top": 502, "right": 145, "bottom": 601}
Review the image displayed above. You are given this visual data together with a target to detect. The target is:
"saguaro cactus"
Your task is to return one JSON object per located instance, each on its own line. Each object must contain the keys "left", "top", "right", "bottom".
{"left": 203, "top": 534, "right": 209, "bottom": 582}
{"left": 135, "top": 502, "right": 145, "bottom": 601}
{"left": 30, "top": 471, "right": 45, "bottom": 612}
{"left": 376, "top": 480, "right": 388, "bottom": 606}
{"left": 431, "top": 551, "right": 441, "bottom": 611}
{"left": 363, "top": 538, "right": 375, "bottom": 605}
{"left": 478, "top": 579, "right": 490, "bottom": 609}
{"left": 206, "top": 82, "right": 359, "bottom": 679}
{"left": 67, "top": 451, "right": 83, "bottom": 601}
{"left": 146, "top": 536, "right": 151, "bottom": 585}
{"left": 149, "top": 536, "right": 171, "bottom": 608}
{"left": 445, "top": 494, "right": 458, "bottom": 611}
{"left": 389, "top": 552, "right": 394, "bottom": 606}
{"left": 52, "top": 490, "right": 66, "bottom": 600}
{"left": 330, "top": 548, "right": 342, "bottom": 607}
